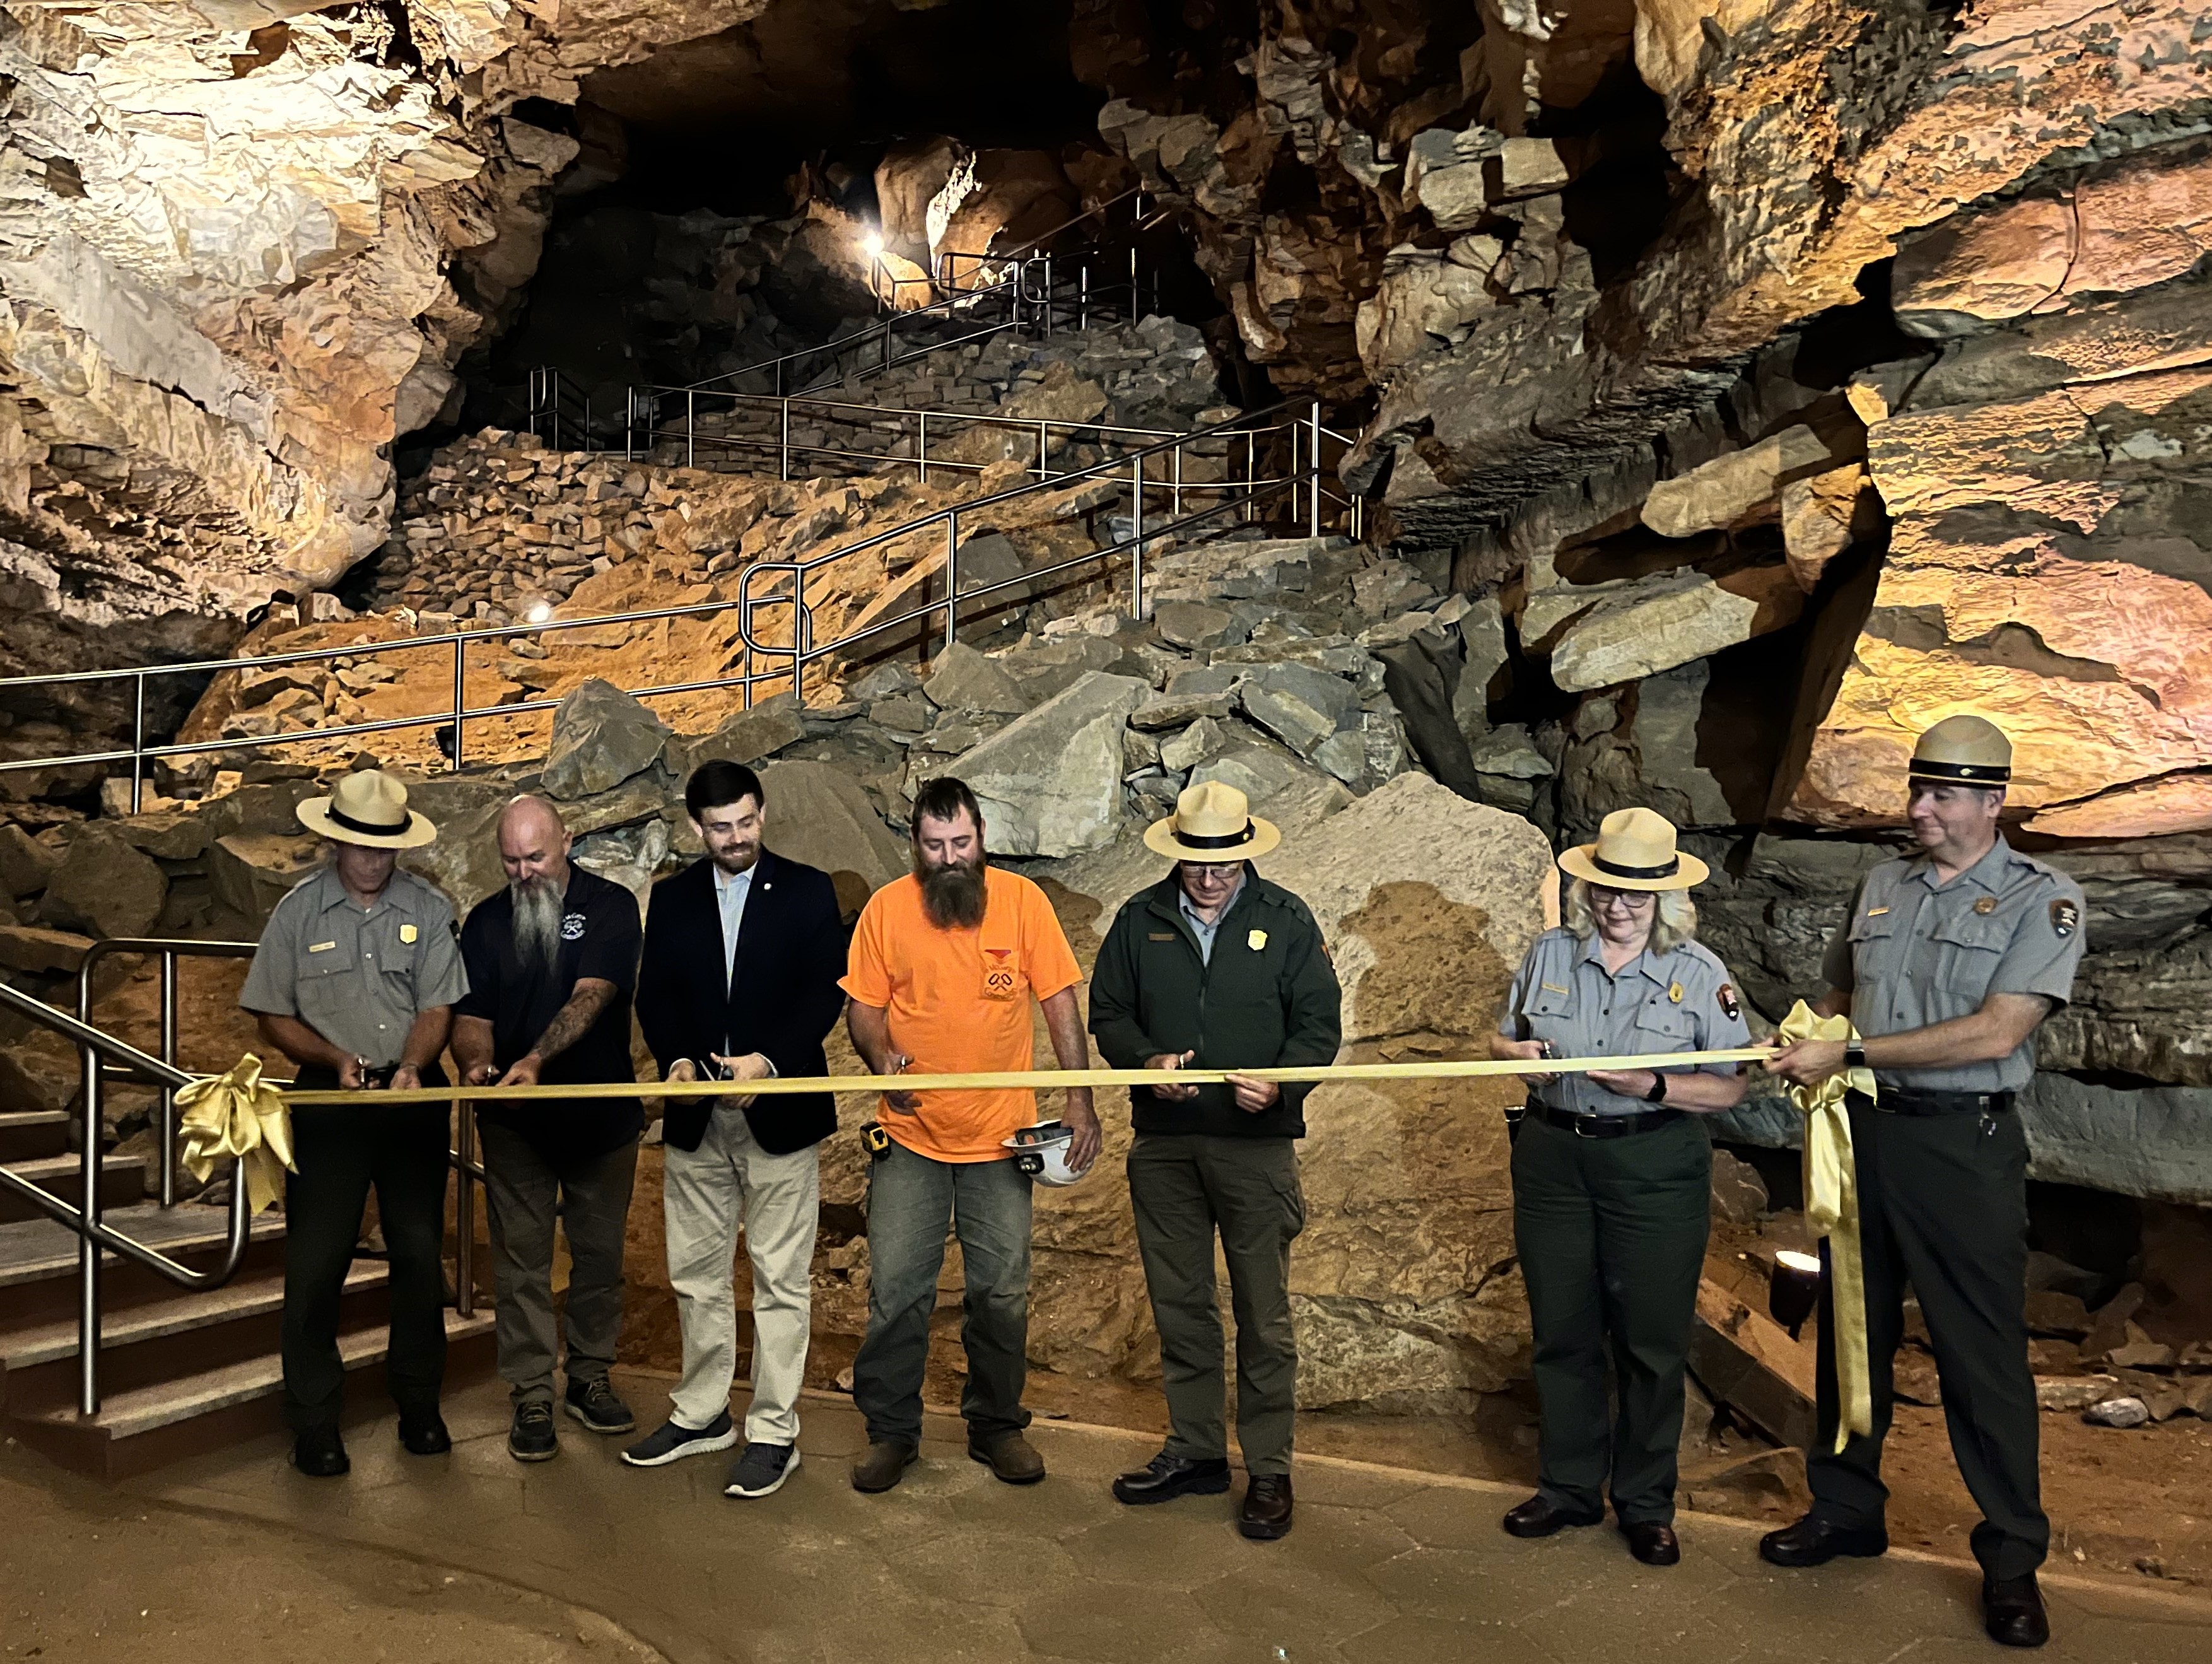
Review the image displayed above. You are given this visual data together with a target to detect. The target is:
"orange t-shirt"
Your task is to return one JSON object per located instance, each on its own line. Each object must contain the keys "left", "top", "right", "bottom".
{"left": 840, "top": 867, "right": 1083, "bottom": 1162}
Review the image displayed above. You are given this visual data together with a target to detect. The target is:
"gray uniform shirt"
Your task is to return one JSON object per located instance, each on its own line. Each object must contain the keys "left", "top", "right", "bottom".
{"left": 1498, "top": 927, "right": 1751, "bottom": 1117}
{"left": 1819, "top": 838, "right": 2085, "bottom": 1094}
{"left": 240, "top": 864, "right": 469, "bottom": 1066}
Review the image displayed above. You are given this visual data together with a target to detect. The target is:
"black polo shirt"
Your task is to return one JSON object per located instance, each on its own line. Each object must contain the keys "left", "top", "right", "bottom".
{"left": 457, "top": 864, "right": 643, "bottom": 1161}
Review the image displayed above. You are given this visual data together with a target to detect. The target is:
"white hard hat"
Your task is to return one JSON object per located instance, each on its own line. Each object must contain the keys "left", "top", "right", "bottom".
{"left": 1002, "top": 1120, "right": 1093, "bottom": 1187}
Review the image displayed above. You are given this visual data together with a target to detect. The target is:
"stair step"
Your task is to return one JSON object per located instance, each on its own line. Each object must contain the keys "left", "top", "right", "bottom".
{"left": 0, "top": 1110, "right": 69, "bottom": 1161}
{"left": 0, "top": 1153, "right": 146, "bottom": 1224}
{"left": 11, "top": 1310, "right": 495, "bottom": 1451}
{"left": 0, "top": 1262, "right": 387, "bottom": 1369}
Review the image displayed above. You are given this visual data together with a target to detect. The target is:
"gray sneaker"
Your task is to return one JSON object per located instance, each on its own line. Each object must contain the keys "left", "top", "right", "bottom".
{"left": 723, "top": 1441, "right": 799, "bottom": 1499}
{"left": 620, "top": 1411, "right": 739, "bottom": 1468}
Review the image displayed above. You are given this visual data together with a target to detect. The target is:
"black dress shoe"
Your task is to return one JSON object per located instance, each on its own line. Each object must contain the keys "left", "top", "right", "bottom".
{"left": 1983, "top": 1575, "right": 2050, "bottom": 1648}
{"left": 398, "top": 1412, "right": 452, "bottom": 1456}
{"left": 1113, "top": 1451, "right": 1232, "bottom": 1506}
{"left": 1238, "top": 1474, "right": 1294, "bottom": 1540}
{"left": 1502, "top": 1494, "right": 1603, "bottom": 1538}
{"left": 1758, "top": 1513, "right": 1889, "bottom": 1567}
{"left": 1621, "top": 1521, "right": 1681, "bottom": 1566}
{"left": 291, "top": 1427, "right": 349, "bottom": 1478}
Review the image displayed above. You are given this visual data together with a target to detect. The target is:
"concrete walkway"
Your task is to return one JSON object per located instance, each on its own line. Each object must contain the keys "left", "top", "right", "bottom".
{"left": 126, "top": 1371, "right": 2211, "bottom": 1664}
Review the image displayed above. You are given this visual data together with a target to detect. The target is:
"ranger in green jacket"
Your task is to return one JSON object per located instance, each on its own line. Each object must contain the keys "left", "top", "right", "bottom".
{"left": 1089, "top": 782, "right": 1342, "bottom": 1542}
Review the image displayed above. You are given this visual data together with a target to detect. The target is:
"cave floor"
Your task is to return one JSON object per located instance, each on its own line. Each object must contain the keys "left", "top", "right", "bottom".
{"left": 15, "top": 1371, "right": 2198, "bottom": 1663}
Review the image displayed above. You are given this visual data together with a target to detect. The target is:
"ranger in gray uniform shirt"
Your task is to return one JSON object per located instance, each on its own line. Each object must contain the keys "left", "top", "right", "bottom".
{"left": 239, "top": 771, "right": 468, "bottom": 1480}
{"left": 1767, "top": 716, "right": 2087, "bottom": 1651}
{"left": 1492, "top": 808, "right": 1752, "bottom": 1569}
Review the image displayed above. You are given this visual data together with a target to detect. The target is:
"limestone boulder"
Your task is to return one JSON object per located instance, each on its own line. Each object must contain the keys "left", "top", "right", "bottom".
{"left": 1779, "top": 463, "right": 1880, "bottom": 592}
{"left": 541, "top": 679, "right": 672, "bottom": 800}
{"left": 2019, "top": 1074, "right": 2212, "bottom": 1207}
{"left": 670, "top": 693, "right": 805, "bottom": 776}
{"left": 1547, "top": 562, "right": 1805, "bottom": 693}
{"left": 1641, "top": 426, "right": 1849, "bottom": 539}
{"left": 112, "top": 811, "right": 212, "bottom": 863}
{"left": 572, "top": 819, "right": 670, "bottom": 916}
{"left": 0, "top": 823, "right": 57, "bottom": 898}
{"left": 758, "top": 759, "right": 911, "bottom": 920}
{"left": 922, "top": 643, "right": 1029, "bottom": 717}
{"left": 210, "top": 833, "right": 320, "bottom": 929}
{"left": 952, "top": 672, "right": 1149, "bottom": 857}
{"left": 0, "top": 923, "right": 93, "bottom": 975}
{"left": 1239, "top": 662, "right": 1359, "bottom": 758}
{"left": 40, "top": 827, "right": 167, "bottom": 939}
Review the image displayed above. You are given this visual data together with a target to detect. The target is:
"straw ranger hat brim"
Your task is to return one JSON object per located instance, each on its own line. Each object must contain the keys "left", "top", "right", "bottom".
{"left": 298, "top": 785, "right": 438, "bottom": 850}
{"left": 1557, "top": 843, "right": 1707, "bottom": 891}
{"left": 1144, "top": 810, "right": 1282, "bottom": 862}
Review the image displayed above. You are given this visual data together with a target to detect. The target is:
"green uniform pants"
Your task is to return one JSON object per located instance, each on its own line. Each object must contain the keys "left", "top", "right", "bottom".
{"left": 1128, "top": 1133, "right": 1304, "bottom": 1477}
{"left": 1810, "top": 1101, "right": 2047, "bottom": 1581}
{"left": 1511, "top": 1113, "right": 1711, "bottom": 1525}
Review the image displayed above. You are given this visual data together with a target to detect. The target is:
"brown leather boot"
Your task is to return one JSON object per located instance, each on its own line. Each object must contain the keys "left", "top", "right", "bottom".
{"left": 850, "top": 1440, "right": 918, "bottom": 1493}
{"left": 968, "top": 1430, "right": 1046, "bottom": 1484}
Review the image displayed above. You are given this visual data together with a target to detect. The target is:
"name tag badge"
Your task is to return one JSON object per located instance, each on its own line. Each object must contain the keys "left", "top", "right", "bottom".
{"left": 1247, "top": 929, "right": 1267, "bottom": 951}
{"left": 1866, "top": 906, "right": 1890, "bottom": 917}
{"left": 308, "top": 940, "right": 336, "bottom": 954}
{"left": 1148, "top": 932, "right": 1177, "bottom": 942}
{"left": 399, "top": 924, "right": 419, "bottom": 944}
{"left": 1540, "top": 981, "right": 1569, "bottom": 995}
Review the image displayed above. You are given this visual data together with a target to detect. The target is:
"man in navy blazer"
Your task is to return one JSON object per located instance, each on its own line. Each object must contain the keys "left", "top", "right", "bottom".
{"left": 621, "top": 759, "right": 847, "bottom": 1501}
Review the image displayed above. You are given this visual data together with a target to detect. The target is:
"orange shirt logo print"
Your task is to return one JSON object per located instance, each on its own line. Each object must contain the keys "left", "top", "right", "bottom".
{"left": 982, "top": 947, "right": 1019, "bottom": 1001}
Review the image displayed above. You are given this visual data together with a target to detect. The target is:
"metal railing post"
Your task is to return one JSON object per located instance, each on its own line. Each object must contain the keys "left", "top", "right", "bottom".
{"left": 687, "top": 389, "right": 696, "bottom": 470}
{"left": 1130, "top": 449, "right": 1146, "bottom": 621}
{"left": 780, "top": 399, "right": 791, "bottom": 482}
{"left": 129, "top": 672, "right": 146, "bottom": 813}
{"left": 78, "top": 1037, "right": 102, "bottom": 1417}
{"left": 944, "top": 516, "right": 960, "bottom": 652}
{"left": 1309, "top": 400, "right": 1325, "bottom": 538}
{"left": 454, "top": 1100, "right": 475, "bottom": 1319}
{"left": 1172, "top": 442, "right": 1183, "bottom": 524}
{"left": 916, "top": 409, "right": 928, "bottom": 484}
{"left": 1130, "top": 245, "right": 1140, "bottom": 318}
{"left": 1043, "top": 254, "right": 1055, "bottom": 337}
{"left": 158, "top": 950, "right": 178, "bottom": 1207}
{"left": 450, "top": 635, "right": 465, "bottom": 771}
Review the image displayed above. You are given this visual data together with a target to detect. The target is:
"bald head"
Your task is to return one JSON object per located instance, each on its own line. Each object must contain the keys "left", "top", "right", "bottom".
{"left": 498, "top": 794, "right": 571, "bottom": 891}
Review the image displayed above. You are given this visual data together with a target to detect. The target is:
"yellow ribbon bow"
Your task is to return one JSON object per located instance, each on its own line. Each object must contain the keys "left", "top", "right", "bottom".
{"left": 1775, "top": 1000, "right": 1875, "bottom": 1452}
{"left": 177, "top": 1053, "right": 296, "bottom": 1215}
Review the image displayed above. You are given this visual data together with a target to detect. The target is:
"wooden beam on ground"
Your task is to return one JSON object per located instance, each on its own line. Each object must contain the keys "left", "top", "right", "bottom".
{"left": 1686, "top": 1276, "right": 1819, "bottom": 1451}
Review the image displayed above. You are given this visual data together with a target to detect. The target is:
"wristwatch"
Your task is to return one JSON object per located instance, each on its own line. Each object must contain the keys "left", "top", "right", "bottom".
{"left": 1844, "top": 1040, "right": 1867, "bottom": 1071}
{"left": 1644, "top": 1072, "right": 1670, "bottom": 1103}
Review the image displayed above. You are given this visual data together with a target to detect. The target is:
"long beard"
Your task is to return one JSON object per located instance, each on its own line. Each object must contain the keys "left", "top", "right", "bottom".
{"left": 512, "top": 876, "right": 564, "bottom": 972}
{"left": 916, "top": 852, "right": 987, "bottom": 930}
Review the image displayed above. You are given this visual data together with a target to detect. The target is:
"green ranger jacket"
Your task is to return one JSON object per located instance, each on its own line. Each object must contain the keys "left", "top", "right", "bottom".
{"left": 1088, "top": 867, "right": 1343, "bottom": 1139}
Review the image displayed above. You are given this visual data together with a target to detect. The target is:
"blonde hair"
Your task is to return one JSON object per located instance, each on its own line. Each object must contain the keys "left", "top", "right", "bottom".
{"left": 1564, "top": 877, "right": 1698, "bottom": 956}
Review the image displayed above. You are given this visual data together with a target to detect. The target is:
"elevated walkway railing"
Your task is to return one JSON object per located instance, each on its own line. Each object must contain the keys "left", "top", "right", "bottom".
{"left": 0, "top": 939, "right": 487, "bottom": 1417}
{"left": 0, "top": 395, "right": 1364, "bottom": 807}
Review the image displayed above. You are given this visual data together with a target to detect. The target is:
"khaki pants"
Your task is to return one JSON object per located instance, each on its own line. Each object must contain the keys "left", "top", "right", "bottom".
{"left": 664, "top": 1104, "right": 820, "bottom": 1444}
{"left": 1128, "top": 1133, "right": 1304, "bottom": 1477}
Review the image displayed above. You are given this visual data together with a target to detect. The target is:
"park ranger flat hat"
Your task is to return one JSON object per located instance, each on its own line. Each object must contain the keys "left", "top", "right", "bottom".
{"left": 296, "top": 768, "right": 439, "bottom": 850}
{"left": 1908, "top": 714, "right": 2012, "bottom": 787}
{"left": 1557, "top": 806, "right": 1709, "bottom": 893}
{"left": 1144, "top": 780, "right": 1282, "bottom": 861}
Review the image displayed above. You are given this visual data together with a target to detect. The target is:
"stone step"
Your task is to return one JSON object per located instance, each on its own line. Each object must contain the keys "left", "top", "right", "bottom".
{"left": 0, "top": 1152, "right": 145, "bottom": 1226}
{"left": 0, "top": 1202, "right": 290, "bottom": 1330}
{"left": 6, "top": 1307, "right": 495, "bottom": 1482}
{"left": 0, "top": 1262, "right": 390, "bottom": 1415}
{"left": 0, "top": 1109, "right": 69, "bottom": 1162}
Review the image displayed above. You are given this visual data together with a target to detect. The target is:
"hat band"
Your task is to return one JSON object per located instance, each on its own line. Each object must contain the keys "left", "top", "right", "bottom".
{"left": 1909, "top": 759, "right": 2010, "bottom": 783}
{"left": 1176, "top": 821, "right": 1255, "bottom": 851}
{"left": 328, "top": 802, "right": 409, "bottom": 838}
{"left": 1592, "top": 852, "right": 1678, "bottom": 881}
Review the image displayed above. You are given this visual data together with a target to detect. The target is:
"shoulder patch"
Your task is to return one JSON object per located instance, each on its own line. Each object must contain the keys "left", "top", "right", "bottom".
{"left": 2049, "top": 897, "right": 2079, "bottom": 939}
{"left": 1718, "top": 983, "right": 1740, "bottom": 1021}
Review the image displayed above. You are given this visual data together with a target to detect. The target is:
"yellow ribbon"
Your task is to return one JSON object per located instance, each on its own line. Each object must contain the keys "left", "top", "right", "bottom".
{"left": 176, "top": 1052, "right": 296, "bottom": 1215}
{"left": 1776, "top": 1000, "right": 1874, "bottom": 1452}
{"left": 271, "top": 1047, "right": 1776, "bottom": 1107}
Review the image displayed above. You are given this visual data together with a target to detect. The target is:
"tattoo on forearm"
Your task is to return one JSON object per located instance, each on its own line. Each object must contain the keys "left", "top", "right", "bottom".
{"left": 532, "top": 981, "right": 616, "bottom": 1064}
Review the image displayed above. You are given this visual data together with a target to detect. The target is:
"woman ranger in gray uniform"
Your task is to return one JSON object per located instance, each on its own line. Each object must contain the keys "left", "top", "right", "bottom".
{"left": 1490, "top": 807, "right": 1753, "bottom": 1566}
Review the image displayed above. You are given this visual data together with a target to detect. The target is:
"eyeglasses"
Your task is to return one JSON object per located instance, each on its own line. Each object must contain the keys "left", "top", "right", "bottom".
{"left": 1184, "top": 862, "right": 1242, "bottom": 882}
{"left": 1589, "top": 886, "right": 1655, "bottom": 912}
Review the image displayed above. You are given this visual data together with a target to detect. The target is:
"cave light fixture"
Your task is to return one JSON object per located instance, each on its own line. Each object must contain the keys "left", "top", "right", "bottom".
{"left": 524, "top": 599, "right": 554, "bottom": 625}
{"left": 1768, "top": 1248, "right": 1823, "bottom": 1340}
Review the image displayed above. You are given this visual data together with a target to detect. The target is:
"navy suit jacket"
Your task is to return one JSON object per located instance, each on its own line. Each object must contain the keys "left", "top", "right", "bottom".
{"left": 636, "top": 849, "right": 848, "bottom": 1154}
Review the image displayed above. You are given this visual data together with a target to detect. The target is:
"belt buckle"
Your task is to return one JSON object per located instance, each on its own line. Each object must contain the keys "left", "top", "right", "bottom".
{"left": 1572, "top": 1113, "right": 1600, "bottom": 1139}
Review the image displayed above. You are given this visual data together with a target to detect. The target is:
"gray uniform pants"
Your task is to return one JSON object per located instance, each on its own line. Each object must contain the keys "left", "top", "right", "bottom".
{"left": 1129, "top": 1132, "right": 1305, "bottom": 1476}
{"left": 852, "top": 1140, "right": 1033, "bottom": 1448}
{"left": 478, "top": 1120, "right": 639, "bottom": 1406}
{"left": 1810, "top": 1101, "right": 2047, "bottom": 1581}
{"left": 1512, "top": 1112, "right": 1711, "bottom": 1525}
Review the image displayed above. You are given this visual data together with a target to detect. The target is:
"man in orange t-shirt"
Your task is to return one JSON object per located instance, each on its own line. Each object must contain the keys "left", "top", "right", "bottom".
{"left": 841, "top": 776, "right": 1101, "bottom": 1494}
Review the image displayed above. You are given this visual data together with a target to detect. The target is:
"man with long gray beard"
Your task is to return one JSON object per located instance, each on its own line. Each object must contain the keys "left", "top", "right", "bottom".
{"left": 453, "top": 795, "right": 645, "bottom": 1463}
{"left": 841, "top": 776, "right": 1101, "bottom": 1493}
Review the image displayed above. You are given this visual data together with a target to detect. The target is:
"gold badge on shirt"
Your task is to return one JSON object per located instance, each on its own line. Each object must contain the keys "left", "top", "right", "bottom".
{"left": 1668, "top": 981, "right": 1684, "bottom": 1004}
{"left": 399, "top": 923, "right": 419, "bottom": 944}
{"left": 1247, "top": 929, "right": 1267, "bottom": 951}
{"left": 1973, "top": 896, "right": 1997, "bottom": 915}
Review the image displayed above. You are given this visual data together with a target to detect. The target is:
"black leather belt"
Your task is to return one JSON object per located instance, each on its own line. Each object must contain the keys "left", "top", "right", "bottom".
{"left": 1534, "top": 1105, "right": 1684, "bottom": 1139}
{"left": 1849, "top": 1088, "right": 2014, "bottom": 1117}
